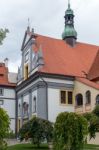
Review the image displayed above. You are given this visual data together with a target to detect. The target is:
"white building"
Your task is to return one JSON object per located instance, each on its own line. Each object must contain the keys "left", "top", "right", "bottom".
{"left": 0, "top": 59, "right": 17, "bottom": 132}
{"left": 16, "top": 2, "right": 99, "bottom": 132}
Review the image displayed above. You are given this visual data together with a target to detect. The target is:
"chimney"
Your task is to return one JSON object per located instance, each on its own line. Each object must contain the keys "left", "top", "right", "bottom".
{"left": 4, "top": 58, "right": 9, "bottom": 67}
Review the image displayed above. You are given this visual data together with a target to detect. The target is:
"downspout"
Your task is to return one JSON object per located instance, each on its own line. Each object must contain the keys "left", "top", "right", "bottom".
{"left": 15, "top": 91, "right": 18, "bottom": 138}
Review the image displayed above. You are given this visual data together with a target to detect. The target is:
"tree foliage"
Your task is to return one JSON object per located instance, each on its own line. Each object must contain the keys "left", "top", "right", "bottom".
{"left": 84, "top": 105, "right": 99, "bottom": 139}
{"left": 53, "top": 112, "right": 88, "bottom": 150}
{"left": 0, "top": 108, "right": 10, "bottom": 150}
{"left": 19, "top": 117, "right": 53, "bottom": 147}
{"left": 93, "top": 104, "right": 99, "bottom": 117}
{"left": 0, "top": 28, "right": 9, "bottom": 45}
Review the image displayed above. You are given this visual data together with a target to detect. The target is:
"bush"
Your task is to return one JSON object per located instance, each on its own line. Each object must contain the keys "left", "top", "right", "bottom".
{"left": 0, "top": 108, "right": 10, "bottom": 150}
{"left": 84, "top": 112, "right": 99, "bottom": 139}
{"left": 93, "top": 105, "right": 99, "bottom": 117}
{"left": 53, "top": 112, "right": 88, "bottom": 150}
{"left": 19, "top": 117, "right": 53, "bottom": 147}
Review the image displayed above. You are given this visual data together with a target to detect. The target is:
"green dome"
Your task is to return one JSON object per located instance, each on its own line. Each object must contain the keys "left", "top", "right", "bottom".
{"left": 65, "top": 8, "right": 73, "bottom": 15}
{"left": 62, "top": 25, "right": 77, "bottom": 39}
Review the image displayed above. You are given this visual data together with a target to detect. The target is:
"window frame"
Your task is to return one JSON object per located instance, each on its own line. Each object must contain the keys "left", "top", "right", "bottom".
{"left": 0, "top": 100, "right": 4, "bottom": 105}
{"left": 0, "top": 88, "right": 4, "bottom": 96}
{"left": 60, "top": 90, "right": 73, "bottom": 105}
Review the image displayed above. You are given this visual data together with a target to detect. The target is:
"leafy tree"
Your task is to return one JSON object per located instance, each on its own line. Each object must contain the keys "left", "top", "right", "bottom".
{"left": 0, "top": 108, "right": 10, "bottom": 150}
{"left": 19, "top": 117, "right": 53, "bottom": 147}
{"left": 53, "top": 112, "right": 88, "bottom": 150}
{"left": 84, "top": 105, "right": 99, "bottom": 140}
{"left": 0, "top": 28, "right": 9, "bottom": 45}
{"left": 93, "top": 104, "right": 99, "bottom": 117}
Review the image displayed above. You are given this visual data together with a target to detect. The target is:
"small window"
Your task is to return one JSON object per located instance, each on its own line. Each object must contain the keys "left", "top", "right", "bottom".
{"left": 96, "top": 95, "right": 99, "bottom": 105}
{"left": 0, "top": 100, "right": 4, "bottom": 105}
{"left": 86, "top": 91, "right": 91, "bottom": 104}
{"left": 0, "top": 89, "right": 4, "bottom": 96}
{"left": 76, "top": 94, "right": 83, "bottom": 106}
{"left": 60, "top": 91, "right": 66, "bottom": 104}
{"left": 68, "top": 91, "right": 73, "bottom": 104}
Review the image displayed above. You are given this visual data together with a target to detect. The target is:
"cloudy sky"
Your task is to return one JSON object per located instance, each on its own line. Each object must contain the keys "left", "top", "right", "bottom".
{"left": 0, "top": 0, "right": 99, "bottom": 72}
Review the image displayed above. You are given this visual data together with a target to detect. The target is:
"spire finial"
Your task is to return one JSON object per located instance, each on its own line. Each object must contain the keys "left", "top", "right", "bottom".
{"left": 68, "top": 0, "right": 70, "bottom": 9}
{"left": 28, "top": 18, "right": 30, "bottom": 27}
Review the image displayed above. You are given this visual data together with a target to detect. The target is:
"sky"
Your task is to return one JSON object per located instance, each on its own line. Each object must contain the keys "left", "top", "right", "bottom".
{"left": 0, "top": 0, "right": 99, "bottom": 73}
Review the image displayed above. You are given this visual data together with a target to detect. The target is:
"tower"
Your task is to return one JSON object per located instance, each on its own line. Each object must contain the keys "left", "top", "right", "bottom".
{"left": 62, "top": 0, "right": 77, "bottom": 47}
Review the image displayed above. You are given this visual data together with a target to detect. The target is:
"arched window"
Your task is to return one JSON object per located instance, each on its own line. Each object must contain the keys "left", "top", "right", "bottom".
{"left": 86, "top": 91, "right": 91, "bottom": 104}
{"left": 33, "top": 96, "right": 36, "bottom": 113}
{"left": 96, "top": 95, "right": 99, "bottom": 105}
{"left": 76, "top": 94, "right": 83, "bottom": 106}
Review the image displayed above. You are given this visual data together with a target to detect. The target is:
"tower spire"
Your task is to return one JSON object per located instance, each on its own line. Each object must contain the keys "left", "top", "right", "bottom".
{"left": 68, "top": 0, "right": 70, "bottom": 9}
{"left": 62, "top": 0, "right": 77, "bottom": 47}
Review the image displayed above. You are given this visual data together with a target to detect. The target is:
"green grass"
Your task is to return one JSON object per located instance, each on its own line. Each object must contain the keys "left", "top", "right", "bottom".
{"left": 84, "top": 144, "right": 99, "bottom": 150}
{"left": 8, "top": 143, "right": 99, "bottom": 150}
{"left": 7, "top": 143, "right": 48, "bottom": 150}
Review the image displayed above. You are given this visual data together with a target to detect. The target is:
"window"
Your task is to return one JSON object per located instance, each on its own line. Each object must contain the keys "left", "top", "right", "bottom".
{"left": 25, "top": 52, "right": 29, "bottom": 62}
{"left": 86, "top": 91, "right": 91, "bottom": 104}
{"left": 0, "top": 100, "right": 4, "bottom": 105}
{"left": 60, "top": 90, "right": 73, "bottom": 104}
{"left": 24, "top": 65, "right": 28, "bottom": 80}
{"left": 68, "top": 91, "right": 73, "bottom": 104}
{"left": 76, "top": 94, "right": 83, "bottom": 106}
{"left": 0, "top": 89, "right": 4, "bottom": 96}
{"left": 60, "top": 91, "right": 66, "bottom": 104}
{"left": 33, "top": 96, "right": 36, "bottom": 113}
{"left": 96, "top": 95, "right": 99, "bottom": 105}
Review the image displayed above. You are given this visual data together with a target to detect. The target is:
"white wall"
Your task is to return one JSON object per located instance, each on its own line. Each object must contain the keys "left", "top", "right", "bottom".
{"left": 3, "top": 88, "right": 15, "bottom": 98}
{"left": 48, "top": 88, "right": 74, "bottom": 122}
{"left": 0, "top": 88, "right": 16, "bottom": 132}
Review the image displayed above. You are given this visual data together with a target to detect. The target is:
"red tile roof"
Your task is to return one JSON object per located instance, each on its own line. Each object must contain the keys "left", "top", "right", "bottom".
{"left": 87, "top": 50, "right": 99, "bottom": 81}
{"left": 33, "top": 34, "right": 99, "bottom": 77}
{"left": 76, "top": 77, "right": 99, "bottom": 90}
{"left": 0, "top": 63, "right": 16, "bottom": 87}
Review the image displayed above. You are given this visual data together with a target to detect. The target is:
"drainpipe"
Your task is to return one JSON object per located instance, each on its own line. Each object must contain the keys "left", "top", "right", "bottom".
{"left": 15, "top": 91, "right": 18, "bottom": 138}
{"left": 38, "top": 72, "right": 48, "bottom": 120}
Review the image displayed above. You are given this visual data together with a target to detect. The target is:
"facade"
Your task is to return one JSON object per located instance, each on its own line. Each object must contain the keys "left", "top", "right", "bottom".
{"left": 0, "top": 59, "right": 17, "bottom": 132}
{"left": 16, "top": 2, "right": 99, "bottom": 132}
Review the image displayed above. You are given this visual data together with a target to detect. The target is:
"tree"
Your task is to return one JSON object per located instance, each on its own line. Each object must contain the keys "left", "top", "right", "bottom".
{"left": 0, "top": 108, "right": 10, "bottom": 150}
{"left": 53, "top": 112, "right": 88, "bottom": 150}
{"left": 19, "top": 117, "right": 53, "bottom": 147}
{"left": 0, "top": 28, "right": 9, "bottom": 45}
{"left": 93, "top": 104, "right": 99, "bottom": 117}
{"left": 84, "top": 105, "right": 99, "bottom": 140}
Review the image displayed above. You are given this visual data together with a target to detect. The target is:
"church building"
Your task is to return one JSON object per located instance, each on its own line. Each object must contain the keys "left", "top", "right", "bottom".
{"left": 16, "top": 1, "right": 99, "bottom": 132}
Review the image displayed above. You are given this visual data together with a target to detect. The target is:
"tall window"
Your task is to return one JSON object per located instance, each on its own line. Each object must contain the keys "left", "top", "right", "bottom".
{"left": 96, "top": 95, "right": 99, "bottom": 105}
{"left": 33, "top": 96, "right": 36, "bottom": 113}
{"left": 68, "top": 91, "right": 73, "bottom": 104}
{"left": 24, "top": 65, "right": 28, "bottom": 80}
{"left": 86, "top": 91, "right": 91, "bottom": 104}
{"left": 60, "top": 91, "right": 66, "bottom": 104}
{"left": 60, "top": 91, "right": 73, "bottom": 104}
{"left": 76, "top": 94, "right": 83, "bottom": 106}
{"left": 0, "top": 88, "right": 4, "bottom": 96}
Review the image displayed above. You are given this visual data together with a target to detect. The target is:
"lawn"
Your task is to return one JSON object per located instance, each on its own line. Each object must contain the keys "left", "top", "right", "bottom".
{"left": 8, "top": 143, "right": 99, "bottom": 150}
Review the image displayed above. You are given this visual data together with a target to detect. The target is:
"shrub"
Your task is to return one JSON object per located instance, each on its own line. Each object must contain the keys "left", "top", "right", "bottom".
{"left": 0, "top": 108, "right": 10, "bottom": 150}
{"left": 93, "top": 104, "right": 99, "bottom": 117}
{"left": 84, "top": 112, "right": 99, "bottom": 139}
{"left": 53, "top": 112, "right": 88, "bottom": 150}
{"left": 19, "top": 117, "right": 53, "bottom": 147}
